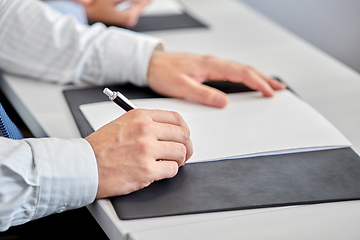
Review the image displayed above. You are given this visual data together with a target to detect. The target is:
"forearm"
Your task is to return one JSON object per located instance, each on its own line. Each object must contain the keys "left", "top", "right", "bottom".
{"left": 0, "top": 0, "right": 162, "bottom": 86}
{"left": 0, "top": 137, "right": 98, "bottom": 231}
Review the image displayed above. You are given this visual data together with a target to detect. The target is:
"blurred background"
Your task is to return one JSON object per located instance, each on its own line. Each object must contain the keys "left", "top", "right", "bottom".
{"left": 239, "top": 0, "right": 360, "bottom": 74}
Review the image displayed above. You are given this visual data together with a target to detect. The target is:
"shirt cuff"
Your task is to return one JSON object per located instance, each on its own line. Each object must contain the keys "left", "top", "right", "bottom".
{"left": 44, "top": 1, "right": 88, "bottom": 25}
{"left": 102, "top": 27, "right": 164, "bottom": 87}
{"left": 25, "top": 138, "right": 98, "bottom": 219}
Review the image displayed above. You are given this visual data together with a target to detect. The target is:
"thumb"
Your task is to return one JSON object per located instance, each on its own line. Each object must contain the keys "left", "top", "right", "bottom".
{"left": 181, "top": 76, "right": 228, "bottom": 108}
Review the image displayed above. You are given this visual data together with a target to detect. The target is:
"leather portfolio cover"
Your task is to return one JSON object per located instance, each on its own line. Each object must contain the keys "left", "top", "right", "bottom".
{"left": 103, "top": 12, "right": 207, "bottom": 32}
{"left": 111, "top": 148, "right": 360, "bottom": 219}
{"left": 129, "top": 12, "right": 207, "bottom": 32}
{"left": 63, "top": 81, "right": 360, "bottom": 220}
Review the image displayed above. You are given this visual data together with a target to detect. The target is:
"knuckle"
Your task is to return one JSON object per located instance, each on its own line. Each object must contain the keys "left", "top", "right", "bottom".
{"left": 141, "top": 162, "right": 154, "bottom": 176}
{"left": 199, "top": 88, "right": 214, "bottom": 102}
{"left": 171, "top": 112, "right": 191, "bottom": 138}
{"left": 135, "top": 159, "right": 155, "bottom": 180}
{"left": 201, "top": 55, "right": 217, "bottom": 65}
{"left": 130, "top": 108, "right": 146, "bottom": 118}
{"left": 137, "top": 140, "right": 154, "bottom": 156}
{"left": 244, "top": 64, "right": 254, "bottom": 70}
{"left": 170, "top": 111, "right": 183, "bottom": 124}
{"left": 178, "top": 143, "right": 187, "bottom": 158}
{"left": 170, "top": 110, "right": 181, "bottom": 119}
{"left": 242, "top": 65, "right": 256, "bottom": 75}
{"left": 176, "top": 76, "right": 188, "bottom": 86}
{"left": 241, "top": 65, "right": 250, "bottom": 73}
{"left": 135, "top": 121, "right": 153, "bottom": 136}
{"left": 180, "top": 125, "right": 190, "bottom": 140}
{"left": 136, "top": 179, "right": 153, "bottom": 191}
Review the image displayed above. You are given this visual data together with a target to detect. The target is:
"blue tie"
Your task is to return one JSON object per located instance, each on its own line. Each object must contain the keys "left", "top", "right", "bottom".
{"left": 0, "top": 102, "right": 23, "bottom": 139}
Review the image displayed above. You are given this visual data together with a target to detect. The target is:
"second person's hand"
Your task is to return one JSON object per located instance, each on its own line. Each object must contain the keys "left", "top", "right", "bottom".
{"left": 147, "top": 51, "right": 286, "bottom": 108}
{"left": 84, "top": 0, "right": 150, "bottom": 27}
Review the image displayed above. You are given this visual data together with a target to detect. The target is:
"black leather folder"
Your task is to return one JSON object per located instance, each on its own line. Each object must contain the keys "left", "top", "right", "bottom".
{"left": 128, "top": 12, "right": 207, "bottom": 32}
{"left": 102, "top": 12, "right": 207, "bottom": 32}
{"left": 111, "top": 148, "right": 360, "bottom": 219}
{"left": 63, "top": 81, "right": 360, "bottom": 220}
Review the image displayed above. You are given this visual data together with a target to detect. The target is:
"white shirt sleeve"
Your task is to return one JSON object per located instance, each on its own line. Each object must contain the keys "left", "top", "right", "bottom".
{"left": 0, "top": 0, "right": 163, "bottom": 86}
{"left": 0, "top": 0, "right": 164, "bottom": 231}
{"left": 0, "top": 137, "right": 98, "bottom": 231}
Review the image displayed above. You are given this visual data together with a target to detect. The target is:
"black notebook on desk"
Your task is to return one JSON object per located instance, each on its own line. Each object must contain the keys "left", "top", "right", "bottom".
{"left": 100, "top": 2, "right": 207, "bottom": 33}
{"left": 63, "top": 81, "right": 360, "bottom": 220}
{"left": 126, "top": 12, "right": 207, "bottom": 32}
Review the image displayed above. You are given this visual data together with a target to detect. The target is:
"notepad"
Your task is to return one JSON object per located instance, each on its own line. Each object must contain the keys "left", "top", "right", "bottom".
{"left": 117, "top": 0, "right": 184, "bottom": 17}
{"left": 142, "top": 0, "right": 184, "bottom": 16}
{"left": 79, "top": 90, "right": 351, "bottom": 163}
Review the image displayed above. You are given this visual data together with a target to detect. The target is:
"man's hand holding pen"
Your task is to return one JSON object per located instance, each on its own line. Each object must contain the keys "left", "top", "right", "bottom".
{"left": 86, "top": 109, "right": 193, "bottom": 199}
{"left": 86, "top": 51, "right": 285, "bottom": 199}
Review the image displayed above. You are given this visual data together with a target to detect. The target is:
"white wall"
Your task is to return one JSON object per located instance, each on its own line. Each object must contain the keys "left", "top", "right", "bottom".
{"left": 239, "top": 0, "right": 360, "bottom": 73}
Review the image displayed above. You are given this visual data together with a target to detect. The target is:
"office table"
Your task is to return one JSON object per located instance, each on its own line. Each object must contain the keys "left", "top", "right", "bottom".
{"left": 1, "top": 0, "right": 360, "bottom": 239}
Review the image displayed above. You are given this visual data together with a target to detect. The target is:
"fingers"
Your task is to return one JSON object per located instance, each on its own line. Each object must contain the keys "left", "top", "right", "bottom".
{"left": 240, "top": 69, "right": 277, "bottom": 97}
{"left": 153, "top": 160, "right": 179, "bottom": 180}
{"left": 153, "top": 122, "right": 193, "bottom": 161}
{"left": 125, "top": 109, "right": 193, "bottom": 161}
{"left": 204, "top": 57, "right": 286, "bottom": 96}
{"left": 154, "top": 141, "right": 187, "bottom": 166}
{"left": 85, "top": 0, "right": 147, "bottom": 27}
{"left": 132, "top": 109, "right": 193, "bottom": 161}
{"left": 135, "top": 140, "right": 187, "bottom": 167}
{"left": 148, "top": 109, "right": 190, "bottom": 135}
{"left": 147, "top": 52, "right": 286, "bottom": 109}
{"left": 89, "top": 108, "right": 193, "bottom": 198}
{"left": 179, "top": 75, "right": 229, "bottom": 108}
{"left": 259, "top": 73, "right": 286, "bottom": 91}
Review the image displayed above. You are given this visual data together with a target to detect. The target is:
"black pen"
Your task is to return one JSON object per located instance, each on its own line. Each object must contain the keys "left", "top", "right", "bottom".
{"left": 103, "top": 87, "right": 137, "bottom": 111}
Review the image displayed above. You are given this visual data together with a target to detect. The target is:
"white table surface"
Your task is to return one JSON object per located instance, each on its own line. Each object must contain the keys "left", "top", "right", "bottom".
{"left": 1, "top": 0, "right": 360, "bottom": 239}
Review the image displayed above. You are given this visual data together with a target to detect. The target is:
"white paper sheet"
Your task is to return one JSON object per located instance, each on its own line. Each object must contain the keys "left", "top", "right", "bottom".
{"left": 80, "top": 90, "right": 351, "bottom": 163}
{"left": 117, "top": 0, "right": 184, "bottom": 17}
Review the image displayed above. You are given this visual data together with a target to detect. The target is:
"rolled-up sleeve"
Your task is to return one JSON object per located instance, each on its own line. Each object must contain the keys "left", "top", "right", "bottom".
{"left": 0, "top": 137, "right": 98, "bottom": 231}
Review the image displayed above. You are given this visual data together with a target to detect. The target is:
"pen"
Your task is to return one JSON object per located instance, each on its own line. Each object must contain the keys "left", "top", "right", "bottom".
{"left": 103, "top": 87, "right": 137, "bottom": 111}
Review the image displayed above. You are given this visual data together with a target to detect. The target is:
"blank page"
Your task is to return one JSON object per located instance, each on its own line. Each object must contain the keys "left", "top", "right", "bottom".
{"left": 80, "top": 90, "right": 351, "bottom": 163}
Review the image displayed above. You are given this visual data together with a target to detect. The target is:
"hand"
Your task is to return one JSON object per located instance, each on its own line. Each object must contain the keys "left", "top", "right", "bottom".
{"left": 84, "top": 0, "right": 150, "bottom": 28}
{"left": 85, "top": 109, "right": 193, "bottom": 198}
{"left": 147, "top": 51, "right": 286, "bottom": 108}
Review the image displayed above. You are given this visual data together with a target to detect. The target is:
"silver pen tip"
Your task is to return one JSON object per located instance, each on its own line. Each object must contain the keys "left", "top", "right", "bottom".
{"left": 103, "top": 88, "right": 114, "bottom": 97}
